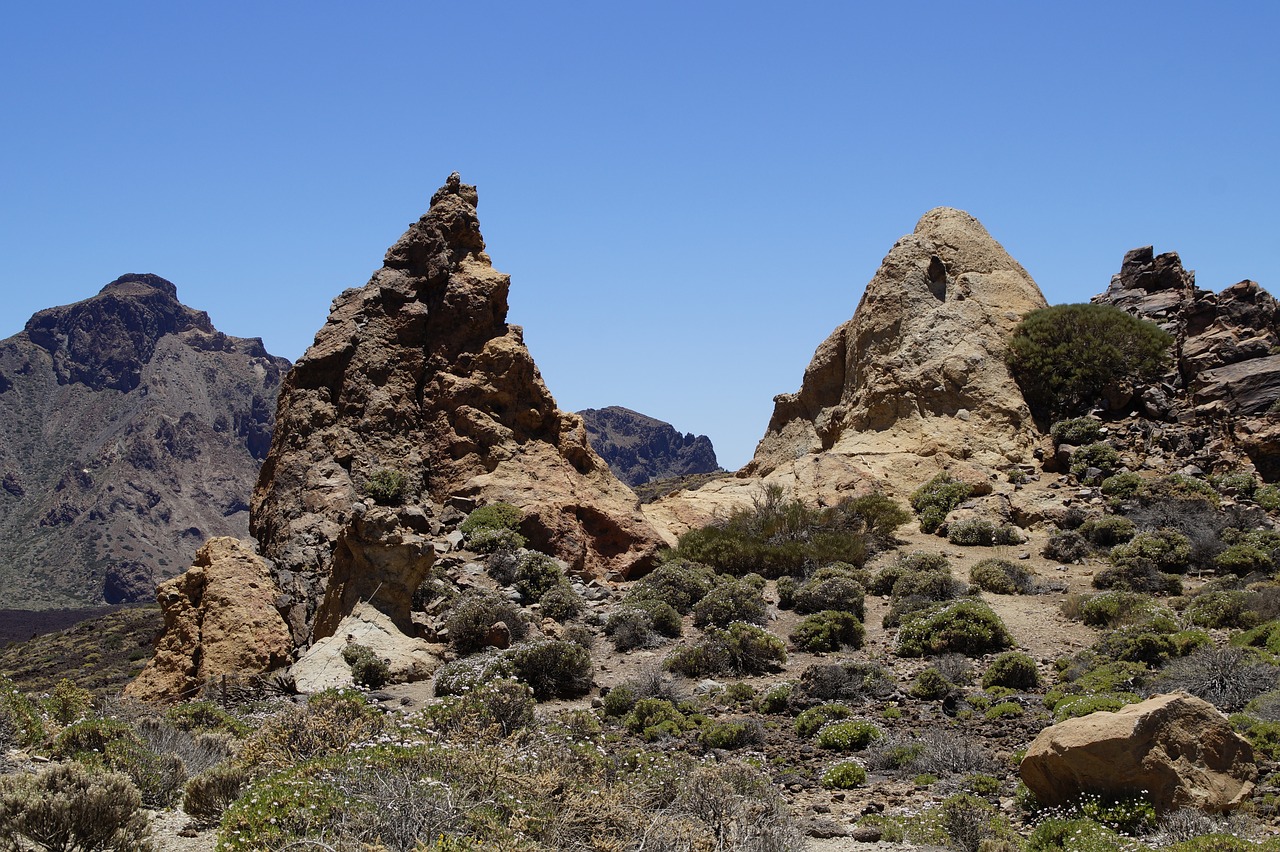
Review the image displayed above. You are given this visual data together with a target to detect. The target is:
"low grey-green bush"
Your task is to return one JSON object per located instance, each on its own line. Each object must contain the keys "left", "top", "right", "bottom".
{"left": 896, "top": 600, "right": 1013, "bottom": 657}
{"left": 910, "top": 474, "right": 972, "bottom": 534}
{"left": 970, "top": 558, "right": 1033, "bottom": 595}
{"left": 1050, "top": 417, "right": 1104, "bottom": 447}
{"left": 508, "top": 640, "right": 593, "bottom": 700}
{"left": 790, "top": 610, "right": 865, "bottom": 652}
{"left": 692, "top": 577, "right": 768, "bottom": 628}
{"left": 982, "top": 651, "right": 1040, "bottom": 690}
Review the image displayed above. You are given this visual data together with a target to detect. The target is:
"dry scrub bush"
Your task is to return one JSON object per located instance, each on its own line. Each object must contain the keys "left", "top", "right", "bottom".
{"left": 1150, "top": 646, "right": 1280, "bottom": 712}
{"left": 237, "top": 688, "right": 384, "bottom": 773}
{"left": 0, "top": 762, "right": 154, "bottom": 852}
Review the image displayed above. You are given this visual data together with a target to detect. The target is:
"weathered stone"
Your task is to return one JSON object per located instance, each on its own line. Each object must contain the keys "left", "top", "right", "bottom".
{"left": 123, "top": 537, "right": 292, "bottom": 704}
{"left": 290, "top": 602, "right": 443, "bottom": 692}
{"left": 251, "top": 173, "right": 664, "bottom": 644}
{"left": 1020, "top": 692, "right": 1256, "bottom": 813}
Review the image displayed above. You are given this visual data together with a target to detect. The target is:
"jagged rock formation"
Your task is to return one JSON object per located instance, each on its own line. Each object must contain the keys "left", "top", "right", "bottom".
{"left": 578, "top": 406, "right": 719, "bottom": 487}
{"left": 252, "top": 174, "right": 663, "bottom": 645}
{"left": 1092, "top": 247, "right": 1280, "bottom": 478}
{"left": 123, "top": 537, "right": 293, "bottom": 704}
{"left": 750, "top": 207, "right": 1047, "bottom": 475}
{"left": 0, "top": 275, "right": 289, "bottom": 609}
{"left": 647, "top": 208, "right": 1047, "bottom": 538}
{"left": 1021, "top": 692, "right": 1256, "bottom": 813}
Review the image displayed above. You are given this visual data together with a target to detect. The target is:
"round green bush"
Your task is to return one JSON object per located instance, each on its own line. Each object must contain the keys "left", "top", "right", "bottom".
{"left": 820, "top": 760, "right": 867, "bottom": 789}
{"left": 692, "top": 578, "right": 768, "bottom": 628}
{"left": 1079, "top": 516, "right": 1136, "bottom": 547}
{"left": 816, "top": 719, "right": 882, "bottom": 751}
{"left": 445, "top": 590, "right": 527, "bottom": 654}
{"left": 790, "top": 610, "right": 865, "bottom": 652}
{"left": 1043, "top": 530, "right": 1091, "bottom": 563}
{"left": 895, "top": 600, "right": 1013, "bottom": 657}
{"left": 909, "top": 668, "right": 953, "bottom": 700}
{"left": 1186, "top": 590, "right": 1259, "bottom": 629}
{"left": 628, "top": 560, "right": 716, "bottom": 614}
{"left": 1110, "top": 528, "right": 1192, "bottom": 574}
{"left": 538, "top": 582, "right": 584, "bottom": 622}
{"left": 793, "top": 572, "right": 866, "bottom": 619}
{"left": 1050, "top": 417, "right": 1103, "bottom": 447}
{"left": 910, "top": 475, "right": 972, "bottom": 534}
{"left": 794, "top": 703, "right": 853, "bottom": 738}
{"left": 947, "top": 518, "right": 997, "bottom": 546}
{"left": 699, "top": 717, "right": 763, "bottom": 750}
{"left": 1069, "top": 442, "right": 1122, "bottom": 484}
{"left": 982, "top": 651, "right": 1039, "bottom": 690}
{"left": 507, "top": 640, "right": 593, "bottom": 700}
{"left": 756, "top": 683, "right": 793, "bottom": 714}
{"left": 970, "top": 558, "right": 1033, "bottom": 595}
{"left": 1005, "top": 302, "right": 1172, "bottom": 421}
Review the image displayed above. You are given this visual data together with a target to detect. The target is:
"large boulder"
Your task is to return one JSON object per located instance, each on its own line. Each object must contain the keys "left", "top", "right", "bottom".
{"left": 123, "top": 537, "right": 293, "bottom": 704}
{"left": 290, "top": 602, "right": 443, "bottom": 693}
{"left": 1020, "top": 692, "right": 1256, "bottom": 813}
{"left": 252, "top": 173, "right": 664, "bottom": 644}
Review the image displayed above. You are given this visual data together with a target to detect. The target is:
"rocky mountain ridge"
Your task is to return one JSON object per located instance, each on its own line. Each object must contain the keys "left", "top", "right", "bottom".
{"left": 578, "top": 405, "right": 720, "bottom": 487}
{"left": 0, "top": 274, "right": 289, "bottom": 609}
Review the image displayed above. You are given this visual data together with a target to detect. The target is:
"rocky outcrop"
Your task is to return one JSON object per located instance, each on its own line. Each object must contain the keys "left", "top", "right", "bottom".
{"left": 252, "top": 174, "right": 664, "bottom": 645}
{"left": 123, "top": 537, "right": 293, "bottom": 704}
{"left": 0, "top": 275, "right": 289, "bottom": 609}
{"left": 290, "top": 602, "right": 443, "bottom": 692}
{"left": 1020, "top": 692, "right": 1256, "bottom": 813}
{"left": 1094, "top": 246, "right": 1280, "bottom": 418}
{"left": 578, "top": 406, "right": 719, "bottom": 487}
{"left": 749, "top": 208, "right": 1046, "bottom": 478}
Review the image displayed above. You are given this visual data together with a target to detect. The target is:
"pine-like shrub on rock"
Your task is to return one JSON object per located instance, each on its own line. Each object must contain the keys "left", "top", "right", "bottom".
{"left": 1005, "top": 302, "right": 1172, "bottom": 421}
{"left": 341, "top": 642, "right": 390, "bottom": 689}
{"left": 895, "top": 600, "right": 1013, "bottom": 657}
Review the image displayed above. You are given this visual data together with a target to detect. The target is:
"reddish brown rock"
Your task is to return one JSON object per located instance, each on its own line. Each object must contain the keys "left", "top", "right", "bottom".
{"left": 123, "top": 537, "right": 292, "bottom": 703}
{"left": 1020, "top": 692, "right": 1256, "bottom": 813}
{"left": 251, "top": 174, "right": 663, "bottom": 644}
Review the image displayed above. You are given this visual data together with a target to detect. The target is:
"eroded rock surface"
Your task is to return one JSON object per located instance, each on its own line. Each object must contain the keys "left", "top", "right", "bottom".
{"left": 123, "top": 537, "right": 292, "bottom": 704}
{"left": 252, "top": 174, "right": 663, "bottom": 644}
{"left": 1020, "top": 692, "right": 1256, "bottom": 813}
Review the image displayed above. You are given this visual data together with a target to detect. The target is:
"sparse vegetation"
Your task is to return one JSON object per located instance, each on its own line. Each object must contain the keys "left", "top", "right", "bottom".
{"left": 910, "top": 474, "right": 973, "bottom": 534}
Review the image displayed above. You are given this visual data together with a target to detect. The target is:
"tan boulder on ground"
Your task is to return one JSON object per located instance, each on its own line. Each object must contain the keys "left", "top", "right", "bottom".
{"left": 289, "top": 602, "right": 443, "bottom": 693}
{"left": 123, "top": 537, "right": 292, "bottom": 703}
{"left": 1020, "top": 692, "right": 1256, "bottom": 813}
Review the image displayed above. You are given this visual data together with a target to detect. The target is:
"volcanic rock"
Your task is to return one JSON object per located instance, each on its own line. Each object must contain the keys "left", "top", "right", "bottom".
{"left": 749, "top": 207, "right": 1046, "bottom": 476}
{"left": 123, "top": 537, "right": 293, "bottom": 704}
{"left": 1020, "top": 692, "right": 1256, "bottom": 813}
{"left": 0, "top": 274, "right": 289, "bottom": 609}
{"left": 578, "top": 406, "right": 719, "bottom": 487}
{"left": 252, "top": 173, "right": 663, "bottom": 645}
{"left": 290, "top": 602, "right": 443, "bottom": 692}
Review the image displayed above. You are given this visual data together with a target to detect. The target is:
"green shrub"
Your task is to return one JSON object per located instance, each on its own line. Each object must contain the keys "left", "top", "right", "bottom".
{"left": 1187, "top": 590, "right": 1259, "bottom": 629}
{"left": 623, "top": 698, "right": 691, "bottom": 741}
{"left": 507, "top": 640, "right": 593, "bottom": 699}
{"left": 666, "top": 623, "right": 786, "bottom": 677}
{"left": 947, "top": 518, "right": 997, "bottom": 546}
{"left": 895, "top": 600, "right": 1013, "bottom": 657}
{"left": 433, "top": 654, "right": 513, "bottom": 696}
{"left": 1101, "top": 472, "right": 1143, "bottom": 500}
{"left": 821, "top": 760, "right": 867, "bottom": 789}
{"left": 1079, "top": 516, "right": 1136, "bottom": 547}
{"left": 1111, "top": 528, "right": 1193, "bottom": 574}
{"left": 816, "top": 719, "right": 882, "bottom": 751}
{"left": 43, "top": 678, "right": 93, "bottom": 727}
{"left": 790, "top": 610, "right": 865, "bottom": 652}
{"left": 1215, "top": 542, "right": 1277, "bottom": 576}
{"left": 1044, "top": 530, "right": 1091, "bottom": 563}
{"left": 910, "top": 474, "right": 972, "bottom": 534}
{"left": 1070, "top": 442, "right": 1122, "bottom": 484}
{"left": 627, "top": 560, "right": 715, "bottom": 614}
{"left": 1025, "top": 816, "right": 1135, "bottom": 851}
{"left": 166, "top": 701, "right": 249, "bottom": 738}
{"left": 883, "top": 569, "right": 968, "bottom": 629}
{"left": 606, "top": 605, "right": 663, "bottom": 651}
{"left": 341, "top": 642, "right": 390, "bottom": 689}
{"left": 445, "top": 589, "right": 527, "bottom": 654}
{"left": 1093, "top": 559, "right": 1183, "bottom": 595}
{"left": 1094, "top": 624, "right": 1177, "bottom": 667}
{"left": 511, "top": 551, "right": 565, "bottom": 602}
{"left": 1233, "top": 619, "right": 1280, "bottom": 655}
{"left": 0, "top": 762, "right": 154, "bottom": 851}
{"left": 1006, "top": 302, "right": 1172, "bottom": 420}
{"left": 756, "top": 683, "right": 792, "bottom": 714}
{"left": 0, "top": 679, "right": 43, "bottom": 750}
{"left": 1256, "top": 484, "right": 1280, "bottom": 511}
{"left": 692, "top": 578, "right": 768, "bottom": 628}
{"left": 985, "top": 700, "right": 1024, "bottom": 720}
{"left": 1210, "top": 471, "right": 1258, "bottom": 497}
{"left": 539, "top": 582, "right": 584, "bottom": 622}
{"left": 362, "top": 468, "right": 406, "bottom": 505}
{"left": 842, "top": 494, "right": 912, "bottom": 546}
{"left": 910, "top": 668, "right": 954, "bottom": 700}
{"left": 970, "top": 558, "right": 1033, "bottom": 595}
{"left": 183, "top": 762, "right": 248, "bottom": 822}
{"left": 983, "top": 651, "right": 1040, "bottom": 690}
{"left": 1075, "top": 591, "right": 1160, "bottom": 627}
{"left": 698, "top": 717, "right": 763, "bottom": 750}
{"left": 1052, "top": 692, "right": 1140, "bottom": 721}
{"left": 792, "top": 568, "right": 866, "bottom": 618}
{"left": 674, "top": 485, "right": 872, "bottom": 576}
{"left": 1051, "top": 417, "right": 1104, "bottom": 447}
{"left": 420, "top": 678, "right": 536, "bottom": 736}
{"left": 794, "top": 703, "right": 853, "bottom": 738}
{"left": 461, "top": 502, "right": 526, "bottom": 552}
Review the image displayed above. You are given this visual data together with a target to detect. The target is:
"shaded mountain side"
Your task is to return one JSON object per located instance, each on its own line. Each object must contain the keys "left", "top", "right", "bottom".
{"left": 0, "top": 275, "right": 289, "bottom": 609}
{"left": 578, "top": 406, "right": 720, "bottom": 487}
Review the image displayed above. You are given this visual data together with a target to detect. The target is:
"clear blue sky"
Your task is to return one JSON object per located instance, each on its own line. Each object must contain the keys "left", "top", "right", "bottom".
{"left": 2, "top": 3, "right": 1276, "bottom": 469}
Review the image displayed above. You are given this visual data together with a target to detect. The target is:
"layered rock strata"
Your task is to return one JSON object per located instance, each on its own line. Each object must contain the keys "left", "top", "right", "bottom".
{"left": 251, "top": 174, "right": 663, "bottom": 644}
